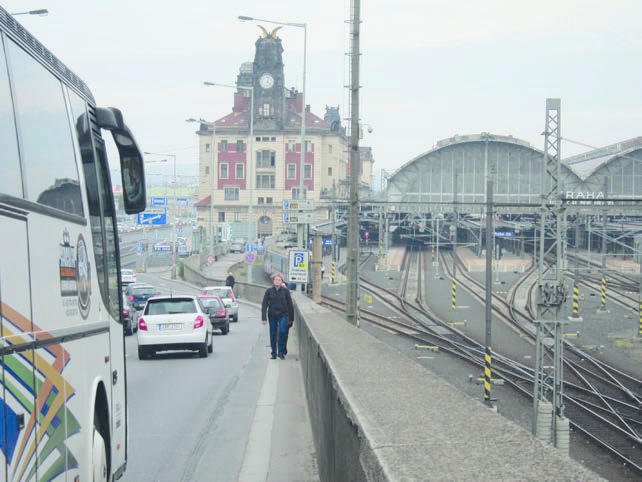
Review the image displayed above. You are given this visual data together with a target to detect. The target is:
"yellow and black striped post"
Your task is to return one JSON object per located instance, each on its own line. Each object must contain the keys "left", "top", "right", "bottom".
{"left": 599, "top": 276, "right": 607, "bottom": 311}
{"left": 638, "top": 299, "right": 642, "bottom": 338}
{"left": 569, "top": 283, "right": 581, "bottom": 319}
{"left": 331, "top": 261, "right": 336, "bottom": 284}
{"left": 484, "top": 346, "right": 492, "bottom": 404}
{"left": 431, "top": 245, "right": 435, "bottom": 261}
{"left": 451, "top": 276, "right": 457, "bottom": 310}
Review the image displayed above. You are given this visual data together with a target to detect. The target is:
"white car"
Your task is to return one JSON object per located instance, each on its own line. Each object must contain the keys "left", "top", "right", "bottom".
{"left": 200, "top": 286, "right": 239, "bottom": 322}
{"left": 121, "top": 268, "right": 137, "bottom": 285}
{"left": 137, "top": 296, "right": 213, "bottom": 359}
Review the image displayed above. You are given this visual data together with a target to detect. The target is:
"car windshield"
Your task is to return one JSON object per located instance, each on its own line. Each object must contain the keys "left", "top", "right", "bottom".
{"left": 132, "top": 287, "right": 155, "bottom": 296}
{"left": 122, "top": 269, "right": 134, "bottom": 276}
{"left": 200, "top": 298, "right": 222, "bottom": 309}
{"left": 146, "top": 298, "right": 196, "bottom": 315}
{"left": 206, "top": 288, "right": 231, "bottom": 298}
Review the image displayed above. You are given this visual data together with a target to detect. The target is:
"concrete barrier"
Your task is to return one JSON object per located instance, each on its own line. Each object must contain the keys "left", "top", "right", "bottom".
{"left": 293, "top": 294, "right": 598, "bottom": 481}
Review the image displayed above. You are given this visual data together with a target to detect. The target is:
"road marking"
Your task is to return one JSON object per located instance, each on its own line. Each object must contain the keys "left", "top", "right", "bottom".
{"left": 238, "top": 359, "right": 279, "bottom": 482}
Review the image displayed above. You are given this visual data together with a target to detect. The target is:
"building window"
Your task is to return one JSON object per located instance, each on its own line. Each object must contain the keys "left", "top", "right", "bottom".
{"left": 220, "top": 163, "right": 228, "bottom": 179}
{"left": 287, "top": 140, "right": 296, "bottom": 152}
{"left": 236, "top": 163, "right": 245, "bottom": 179}
{"left": 271, "top": 137, "right": 276, "bottom": 142}
{"left": 224, "top": 187, "right": 239, "bottom": 200}
{"left": 287, "top": 163, "right": 296, "bottom": 179}
{"left": 304, "top": 163, "right": 312, "bottom": 179}
{"left": 205, "top": 166, "right": 210, "bottom": 175}
{"left": 205, "top": 143, "right": 211, "bottom": 152}
{"left": 305, "top": 140, "right": 312, "bottom": 152}
{"left": 234, "top": 212, "right": 242, "bottom": 221}
{"left": 218, "top": 212, "right": 226, "bottom": 222}
{"left": 258, "top": 197, "right": 264, "bottom": 204}
{"left": 261, "top": 136, "right": 270, "bottom": 142}
{"left": 328, "top": 144, "right": 333, "bottom": 153}
{"left": 328, "top": 167, "right": 332, "bottom": 176}
{"left": 260, "top": 103, "right": 271, "bottom": 117}
{"left": 220, "top": 140, "right": 228, "bottom": 152}
{"left": 266, "top": 197, "right": 273, "bottom": 204}
{"left": 256, "top": 174, "right": 275, "bottom": 189}
{"left": 291, "top": 187, "right": 306, "bottom": 200}
{"left": 236, "top": 140, "right": 245, "bottom": 152}
{"left": 256, "top": 150, "right": 276, "bottom": 168}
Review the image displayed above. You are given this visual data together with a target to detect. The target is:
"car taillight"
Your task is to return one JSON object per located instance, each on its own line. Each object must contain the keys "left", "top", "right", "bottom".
{"left": 129, "top": 295, "right": 134, "bottom": 301}
{"left": 138, "top": 318, "right": 148, "bottom": 331}
{"left": 216, "top": 310, "right": 226, "bottom": 317}
{"left": 123, "top": 309, "right": 129, "bottom": 317}
{"left": 200, "top": 290, "right": 207, "bottom": 295}
{"left": 194, "top": 315, "right": 204, "bottom": 329}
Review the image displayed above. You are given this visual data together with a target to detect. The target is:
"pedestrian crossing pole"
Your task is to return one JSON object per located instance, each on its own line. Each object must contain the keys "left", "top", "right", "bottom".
{"left": 451, "top": 277, "right": 457, "bottom": 310}
{"left": 331, "top": 261, "right": 336, "bottom": 284}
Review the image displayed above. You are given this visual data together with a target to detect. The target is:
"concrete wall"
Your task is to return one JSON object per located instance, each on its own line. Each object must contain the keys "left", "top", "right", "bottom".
{"left": 293, "top": 294, "right": 598, "bottom": 481}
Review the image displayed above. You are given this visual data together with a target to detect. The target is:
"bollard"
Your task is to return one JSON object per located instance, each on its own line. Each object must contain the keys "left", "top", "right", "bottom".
{"left": 568, "top": 284, "right": 581, "bottom": 320}
{"left": 331, "top": 261, "right": 336, "bottom": 284}
{"left": 451, "top": 277, "right": 457, "bottom": 310}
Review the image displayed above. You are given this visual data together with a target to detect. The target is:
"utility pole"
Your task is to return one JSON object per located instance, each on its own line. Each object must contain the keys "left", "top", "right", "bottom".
{"left": 532, "top": 98, "right": 569, "bottom": 452}
{"left": 345, "top": 0, "right": 361, "bottom": 325}
{"left": 483, "top": 133, "right": 494, "bottom": 407}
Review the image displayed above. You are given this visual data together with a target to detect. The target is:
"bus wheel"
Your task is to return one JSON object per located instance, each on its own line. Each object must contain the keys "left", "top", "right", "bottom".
{"left": 92, "top": 425, "right": 108, "bottom": 482}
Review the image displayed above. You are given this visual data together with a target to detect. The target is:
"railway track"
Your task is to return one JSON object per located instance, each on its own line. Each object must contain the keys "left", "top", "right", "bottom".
{"left": 330, "top": 247, "right": 642, "bottom": 474}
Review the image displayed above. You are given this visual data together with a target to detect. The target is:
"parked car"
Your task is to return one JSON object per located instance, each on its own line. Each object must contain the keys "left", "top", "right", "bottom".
{"left": 125, "top": 283, "right": 159, "bottom": 310}
{"left": 230, "top": 242, "right": 244, "bottom": 253}
{"left": 200, "top": 286, "right": 239, "bottom": 322}
{"left": 137, "top": 295, "right": 213, "bottom": 359}
{"left": 121, "top": 268, "right": 137, "bottom": 285}
{"left": 198, "top": 295, "right": 230, "bottom": 335}
{"left": 121, "top": 293, "right": 139, "bottom": 336}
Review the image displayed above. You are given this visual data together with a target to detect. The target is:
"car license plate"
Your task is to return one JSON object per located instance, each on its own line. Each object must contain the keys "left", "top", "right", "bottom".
{"left": 159, "top": 323, "right": 182, "bottom": 331}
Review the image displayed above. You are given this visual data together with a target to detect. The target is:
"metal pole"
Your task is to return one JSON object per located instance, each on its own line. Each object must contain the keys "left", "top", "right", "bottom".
{"left": 484, "top": 172, "right": 494, "bottom": 406}
{"left": 346, "top": 0, "right": 361, "bottom": 325}
{"left": 296, "top": 23, "right": 308, "bottom": 293}
{"left": 247, "top": 87, "right": 254, "bottom": 284}
{"left": 210, "top": 126, "right": 216, "bottom": 256}
{"left": 171, "top": 154, "right": 177, "bottom": 279}
{"left": 452, "top": 170, "right": 458, "bottom": 309}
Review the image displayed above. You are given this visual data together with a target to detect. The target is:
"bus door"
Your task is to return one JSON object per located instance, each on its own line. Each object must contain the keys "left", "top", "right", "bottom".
{"left": 0, "top": 209, "right": 35, "bottom": 482}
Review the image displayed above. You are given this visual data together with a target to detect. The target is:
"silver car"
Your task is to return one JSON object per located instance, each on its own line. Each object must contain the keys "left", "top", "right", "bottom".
{"left": 200, "top": 286, "right": 239, "bottom": 322}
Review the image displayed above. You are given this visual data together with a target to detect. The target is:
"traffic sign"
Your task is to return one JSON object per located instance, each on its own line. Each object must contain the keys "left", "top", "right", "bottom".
{"left": 244, "top": 252, "right": 256, "bottom": 265}
{"left": 288, "top": 250, "right": 309, "bottom": 283}
{"left": 245, "top": 243, "right": 255, "bottom": 253}
{"left": 283, "top": 199, "right": 314, "bottom": 211}
{"left": 150, "top": 196, "right": 168, "bottom": 207}
{"left": 137, "top": 212, "right": 167, "bottom": 225}
{"left": 283, "top": 212, "right": 315, "bottom": 224}
{"left": 176, "top": 197, "right": 189, "bottom": 206}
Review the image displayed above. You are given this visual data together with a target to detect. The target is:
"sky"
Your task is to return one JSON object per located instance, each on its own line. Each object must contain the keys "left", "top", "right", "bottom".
{"left": 6, "top": 0, "right": 642, "bottom": 186}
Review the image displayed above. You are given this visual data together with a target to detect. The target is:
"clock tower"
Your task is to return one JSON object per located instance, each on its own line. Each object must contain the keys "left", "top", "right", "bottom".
{"left": 252, "top": 27, "right": 286, "bottom": 130}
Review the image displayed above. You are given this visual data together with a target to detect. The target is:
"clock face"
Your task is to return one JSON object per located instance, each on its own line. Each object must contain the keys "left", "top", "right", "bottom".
{"left": 259, "top": 73, "right": 274, "bottom": 89}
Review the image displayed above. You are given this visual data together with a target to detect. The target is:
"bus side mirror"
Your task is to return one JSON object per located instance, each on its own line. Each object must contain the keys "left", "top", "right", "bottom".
{"left": 96, "top": 107, "right": 146, "bottom": 214}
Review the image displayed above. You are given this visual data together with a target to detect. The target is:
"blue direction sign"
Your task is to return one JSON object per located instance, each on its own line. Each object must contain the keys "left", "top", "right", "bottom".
{"left": 176, "top": 197, "right": 189, "bottom": 207}
{"left": 150, "top": 196, "right": 168, "bottom": 207}
{"left": 137, "top": 212, "right": 167, "bottom": 225}
{"left": 245, "top": 243, "right": 255, "bottom": 253}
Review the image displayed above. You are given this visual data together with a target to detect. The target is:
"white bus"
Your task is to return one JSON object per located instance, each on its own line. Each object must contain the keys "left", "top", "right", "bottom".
{"left": 0, "top": 7, "right": 145, "bottom": 481}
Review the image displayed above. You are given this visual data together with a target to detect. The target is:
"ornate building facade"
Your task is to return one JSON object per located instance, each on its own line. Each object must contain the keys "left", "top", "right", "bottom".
{"left": 193, "top": 29, "right": 374, "bottom": 241}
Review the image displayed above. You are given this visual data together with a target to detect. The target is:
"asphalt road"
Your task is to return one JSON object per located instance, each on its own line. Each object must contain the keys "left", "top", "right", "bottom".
{"left": 121, "top": 271, "right": 267, "bottom": 482}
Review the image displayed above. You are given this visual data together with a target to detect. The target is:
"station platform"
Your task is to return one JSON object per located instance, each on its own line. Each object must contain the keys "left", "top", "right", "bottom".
{"left": 570, "top": 249, "right": 641, "bottom": 274}
{"left": 456, "top": 247, "right": 532, "bottom": 272}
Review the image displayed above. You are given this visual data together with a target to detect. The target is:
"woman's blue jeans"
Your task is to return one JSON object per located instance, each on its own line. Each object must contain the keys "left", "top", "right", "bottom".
{"left": 269, "top": 315, "right": 288, "bottom": 356}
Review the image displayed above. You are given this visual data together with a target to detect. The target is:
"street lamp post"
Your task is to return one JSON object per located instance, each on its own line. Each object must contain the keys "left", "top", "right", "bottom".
{"left": 239, "top": 14, "right": 307, "bottom": 291}
{"left": 204, "top": 82, "right": 255, "bottom": 283}
{"left": 186, "top": 118, "right": 216, "bottom": 257}
{"left": 144, "top": 151, "right": 177, "bottom": 279}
